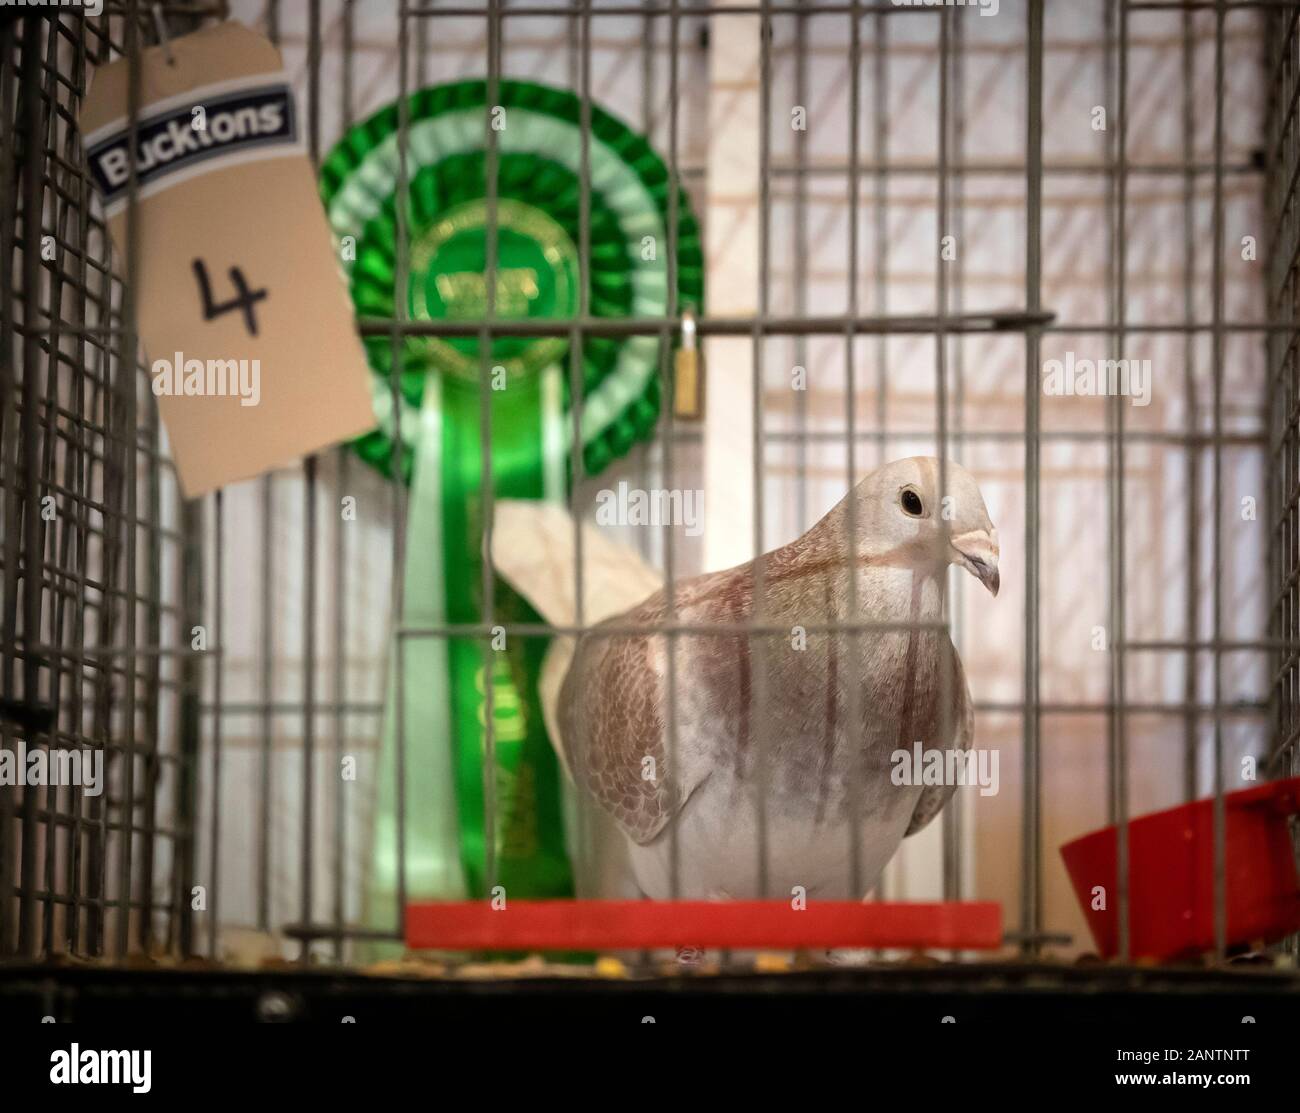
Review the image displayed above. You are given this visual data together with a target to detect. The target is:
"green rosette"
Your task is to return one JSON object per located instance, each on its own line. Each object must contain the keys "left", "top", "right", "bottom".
{"left": 319, "top": 79, "right": 702, "bottom": 937}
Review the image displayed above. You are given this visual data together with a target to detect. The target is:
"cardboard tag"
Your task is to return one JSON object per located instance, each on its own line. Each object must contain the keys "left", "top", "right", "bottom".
{"left": 79, "top": 21, "right": 376, "bottom": 498}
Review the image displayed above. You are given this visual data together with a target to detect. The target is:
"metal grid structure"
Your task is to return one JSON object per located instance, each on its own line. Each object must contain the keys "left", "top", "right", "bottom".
{"left": 1269, "top": 5, "right": 1300, "bottom": 852}
{"left": 0, "top": 0, "right": 1295, "bottom": 976}
{"left": 0, "top": 6, "right": 204, "bottom": 961}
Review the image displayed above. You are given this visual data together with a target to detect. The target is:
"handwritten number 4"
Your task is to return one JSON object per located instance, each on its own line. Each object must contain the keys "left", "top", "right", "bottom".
{"left": 192, "top": 258, "right": 268, "bottom": 336}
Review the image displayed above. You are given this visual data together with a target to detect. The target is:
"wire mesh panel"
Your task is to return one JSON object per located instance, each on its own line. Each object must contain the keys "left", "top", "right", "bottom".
{"left": 1268, "top": 11, "right": 1300, "bottom": 765}
{"left": 0, "top": 0, "right": 1295, "bottom": 976}
{"left": 1266, "top": 2, "right": 1300, "bottom": 958}
{"left": 0, "top": 7, "right": 201, "bottom": 961}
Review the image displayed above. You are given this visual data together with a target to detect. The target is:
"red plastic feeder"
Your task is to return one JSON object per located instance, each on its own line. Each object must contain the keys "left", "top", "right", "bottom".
{"left": 405, "top": 899, "right": 1003, "bottom": 952}
{"left": 1060, "top": 776, "right": 1300, "bottom": 961}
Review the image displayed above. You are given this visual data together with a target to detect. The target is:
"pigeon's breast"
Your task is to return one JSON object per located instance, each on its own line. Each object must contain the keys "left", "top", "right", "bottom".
{"left": 672, "top": 616, "right": 961, "bottom": 813}
{"left": 629, "top": 770, "right": 923, "bottom": 899}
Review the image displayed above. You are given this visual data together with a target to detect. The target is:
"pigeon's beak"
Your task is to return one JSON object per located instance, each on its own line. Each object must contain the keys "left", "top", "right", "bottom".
{"left": 951, "top": 528, "right": 1000, "bottom": 597}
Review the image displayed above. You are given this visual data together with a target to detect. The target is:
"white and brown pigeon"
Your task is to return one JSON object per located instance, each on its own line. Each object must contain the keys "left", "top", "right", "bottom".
{"left": 491, "top": 456, "right": 999, "bottom": 901}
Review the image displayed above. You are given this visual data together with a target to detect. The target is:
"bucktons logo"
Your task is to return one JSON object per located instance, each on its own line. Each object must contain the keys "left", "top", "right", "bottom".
{"left": 84, "top": 81, "right": 297, "bottom": 213}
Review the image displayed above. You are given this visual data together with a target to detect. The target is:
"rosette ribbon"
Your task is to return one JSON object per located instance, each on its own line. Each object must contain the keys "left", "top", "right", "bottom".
{"left": 320, "top": 79, "right": 703, "bottom": 937}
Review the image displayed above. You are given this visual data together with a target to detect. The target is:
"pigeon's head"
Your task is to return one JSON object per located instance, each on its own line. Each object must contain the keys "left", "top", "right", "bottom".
{"left": 849, "top": 456, "right": 1000, "bottom": 596}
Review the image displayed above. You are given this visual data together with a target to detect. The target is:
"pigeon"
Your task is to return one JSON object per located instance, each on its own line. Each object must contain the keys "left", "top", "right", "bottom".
{"left": 491, "top": 456, "right": 999, "bottom": 900}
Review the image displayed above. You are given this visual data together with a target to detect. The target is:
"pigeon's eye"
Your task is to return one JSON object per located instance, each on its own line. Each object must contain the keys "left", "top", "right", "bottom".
{"left": 901, "top": 488, "right": 923, "bottom": 517}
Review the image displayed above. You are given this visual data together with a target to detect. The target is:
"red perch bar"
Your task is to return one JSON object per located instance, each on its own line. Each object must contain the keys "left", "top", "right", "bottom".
{"left": 405, "top": 899, "right": 1003, "bottom": 951}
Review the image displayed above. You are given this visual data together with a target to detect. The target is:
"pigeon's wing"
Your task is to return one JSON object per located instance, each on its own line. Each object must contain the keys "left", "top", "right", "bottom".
{"left": 492, "top": 498, "right": 662, "bottom": 779}
{"left": 559, "top": 624, "right": 703, "bottom": 846}
{"left": 903, "top": 650, "right": 974, "bottom": 838}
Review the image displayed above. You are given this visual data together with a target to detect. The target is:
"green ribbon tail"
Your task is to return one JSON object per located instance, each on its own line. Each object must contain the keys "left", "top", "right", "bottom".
{"left": 364, "top": 377, "right": 466, "bottom": 960}
{"left": 441, "top": 367, "right": 572, "bottom": 900}
{"left": 364, "top": 367, "right": 572, "bottom": 959}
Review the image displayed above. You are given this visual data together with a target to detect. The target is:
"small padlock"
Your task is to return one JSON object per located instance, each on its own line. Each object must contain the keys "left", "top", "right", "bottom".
{"left": 673, "top": 309, "right": 702, "bottom": 420}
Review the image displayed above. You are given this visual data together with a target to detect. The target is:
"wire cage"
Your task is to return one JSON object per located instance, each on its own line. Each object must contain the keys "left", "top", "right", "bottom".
{"left": 3, "top": 0, "right": 1300, "bottom": 1018}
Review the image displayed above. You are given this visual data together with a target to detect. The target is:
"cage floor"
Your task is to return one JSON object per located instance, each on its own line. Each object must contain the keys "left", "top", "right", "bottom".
{"left": 3, "top": 959, "right": 1299, "bottom": 1023}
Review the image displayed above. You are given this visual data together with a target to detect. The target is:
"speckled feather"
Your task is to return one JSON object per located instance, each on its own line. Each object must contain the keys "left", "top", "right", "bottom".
{"left": 556, "top": 496, "right": 975, "bottom": 848}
